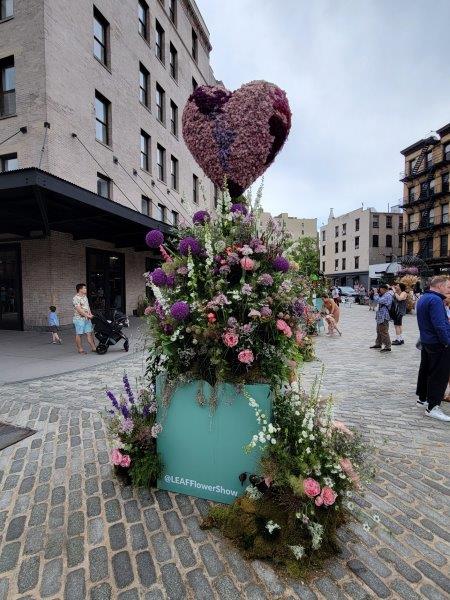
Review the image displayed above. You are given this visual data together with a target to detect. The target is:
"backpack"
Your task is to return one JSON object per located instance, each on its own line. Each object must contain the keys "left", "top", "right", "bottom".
{"left": 389, "top": 296, "right": 401, "bottom": 321}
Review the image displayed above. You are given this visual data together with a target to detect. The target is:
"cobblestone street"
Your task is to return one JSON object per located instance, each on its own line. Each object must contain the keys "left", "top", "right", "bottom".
{"left": 0, "top": 305, "right": 448, "bottom": 599}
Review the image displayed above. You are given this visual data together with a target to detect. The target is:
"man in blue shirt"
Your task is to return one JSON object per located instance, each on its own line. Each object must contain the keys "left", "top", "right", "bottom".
{"left": 416, "top": 276, "right": 450, "bottom": 422}
{"left": 370, "top": 284, "right": 393, "bottom": 352}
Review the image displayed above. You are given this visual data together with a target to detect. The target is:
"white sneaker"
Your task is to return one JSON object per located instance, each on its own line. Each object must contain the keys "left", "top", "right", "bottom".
{"left": 416, "top": 399, "right": 428, "bottom": 407}
{"left": 425, "top": 406, "right": 450, "bottom": 422}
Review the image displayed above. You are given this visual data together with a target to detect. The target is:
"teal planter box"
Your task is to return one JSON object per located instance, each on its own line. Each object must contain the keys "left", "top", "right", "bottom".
{"left": 156, "top": 377, "right": 272, "bottom": 504}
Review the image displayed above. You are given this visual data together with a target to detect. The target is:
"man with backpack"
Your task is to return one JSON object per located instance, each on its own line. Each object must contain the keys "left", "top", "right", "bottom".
{"left": 370, "top": 284, "right": 393, "bottom": 352}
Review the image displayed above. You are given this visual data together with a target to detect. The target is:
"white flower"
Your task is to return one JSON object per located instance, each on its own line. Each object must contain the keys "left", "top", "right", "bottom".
{"left": 246, "top": 485, "right": 262, "bottom": 500}
{"left": 288, "top": 545, "right": 305, "bottom": 560}
{"left": 266, "top": 520, "right": 280, "bottom": 534}
{"left": 309, "top": 434, "right": 315, "bottom": 441}
{"left": 363, "top": 523, "right": 371, "bottom": 532}
{"left": 323, "top": 477, "right": 333, "bottom": 487}
{"left": 346, "top": 501, "right": 355, "bottom": 511}
{"left": 346, "top": 490, "right": 353, "bottom": 498}
{"left": 372, "top": 514, "right": 381, "bottom": 523}
{"left": 305, "top": 447, "right": 311, "bottom": 454}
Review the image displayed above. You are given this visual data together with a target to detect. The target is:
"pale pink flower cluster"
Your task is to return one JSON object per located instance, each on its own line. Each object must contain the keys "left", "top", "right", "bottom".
{"left": 339, "top": 458, "right": 360, "bottom": 488}
{"left": 111, "top": 449, "right": 131, "bottom": 468}
{"left": 303, "top": 478, "right": 337, "bottom": 506}
{"left": 238, "top": 349, "right": 254, "bottom": 364}
{"left": 223, "top": 331, "right": 239, "bottom": 348}
{"left": 276, "top": 319, "right": 292, "bottom": 338}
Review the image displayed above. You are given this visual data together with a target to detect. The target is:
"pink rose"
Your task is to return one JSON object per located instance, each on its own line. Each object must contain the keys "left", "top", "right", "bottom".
{"left": 276, "top": 319, "right": 292, "bottom": 338}
{"left": 339, "top": 457, "right": 361, "bottom": 488}
{"left": 238, "top": 349, "right": 254, "bottom": 364}
{"left": 111, "top": 449, "right": 123, "bottom": 466}
{"left": 120, "top": 454, "right": 131, "bottom": 468}
{"left": 321, "top": 486, "right": 338, "bottom": 506}
{"left": 240, "top": 257, "right": 255, "bottom": 271}
{"left": 223, "top": 331, "right": 239, "bottom": 347}
{"left": 315, "top": 495, "right": 324, "bottom": 506}
{"left": 303, "top": 477, "right": 321, "bottom": 498}
{"left": 144, "top": 306, "right": 153, "bottom": 316}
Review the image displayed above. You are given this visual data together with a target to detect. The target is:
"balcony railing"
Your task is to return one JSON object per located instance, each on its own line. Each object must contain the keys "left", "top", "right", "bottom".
{"left": 0, "top": 90, "right": 16, "bottom": 118}
{"left": 400, "top": 151, "right": 450, "bottom": 181}
{"left": 402, "top": 213, "right": 449, "bottom": 234}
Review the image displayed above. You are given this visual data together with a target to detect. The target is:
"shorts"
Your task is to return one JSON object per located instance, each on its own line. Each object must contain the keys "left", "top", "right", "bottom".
{"left": 49, "top": 325, "right": 59, "bottom": 333}
{"left": 393, "top": 315, "right": 403, "bottom": 327}
{"left": 73, "top": 318, "right": 93, "bottom": 335}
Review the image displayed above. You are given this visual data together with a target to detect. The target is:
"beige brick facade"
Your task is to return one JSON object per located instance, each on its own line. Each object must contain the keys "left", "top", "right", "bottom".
{"left": 259, "top": 212, "right": 318, "bottom": 241}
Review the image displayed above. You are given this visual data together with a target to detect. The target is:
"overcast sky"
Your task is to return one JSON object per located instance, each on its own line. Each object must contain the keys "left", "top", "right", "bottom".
{"left": 195, "top": 0, "right": 450, "bottom": 227}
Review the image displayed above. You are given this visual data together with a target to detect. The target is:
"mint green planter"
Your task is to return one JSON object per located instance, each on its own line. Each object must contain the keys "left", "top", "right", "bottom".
{"left": 156, "top": 377, "right": 272, "bottom": 504}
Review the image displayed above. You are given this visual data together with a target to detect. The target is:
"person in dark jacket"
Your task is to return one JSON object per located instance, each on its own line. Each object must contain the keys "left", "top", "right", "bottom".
{"left": 416, "top": 276, "right": 450, "bottom": 421}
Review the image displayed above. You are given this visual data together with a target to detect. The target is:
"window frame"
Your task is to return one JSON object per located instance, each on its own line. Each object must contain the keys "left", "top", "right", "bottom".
{"left": 442, "top": 203, "right": 449, "bottom": 224}
{"left": 372, "top": 214, "right": 379, "bottom": 228}
{"left": 0, "top": 55, "right": 15, "bottom": 118}
{"left": 169, "top": 42, "right": 178, "bottom": 80}
{"left": 95, "top": 91, "right": 111, "bottom": 146}
{"left": 97, "top": 172, "right": 111, "bottom": 198}
{"left": 334, "top": 259, "right": 338, "bottom": 272}
{"left": 171, "top": 210, "right": 179, "bottom": 227}
{"left": 155, "top": 83, "right": 165, "bottom": 124}
{"left": 354, "top": 256, "right": 359, "bottom": 269}
{"left": 440, "top": 234, "right": 448, "bottom": 257}
{"left": 191, "top": 27, "right": 198, "bottom": 61}
{"left": 138, "top": 0, "right": 149, "bottom": 41}
{"left": 0, "top": 152, "right": 18, "bottom": 172}
{"left": 157, "top": 203, "right": 166, "bottom": 222}
{"left": 386, "top": 215, "right": 392, "bottom": 229}
{"left": 386, "top": 234, "right": 393, "bottom": 248}
{"left": 141, "top": 195, "right": 150, "bottom": 216}
{"left": 169, "top": 0, "right": 177, "bottom": 25}
{"left": 139, "top": 62, "right": 150, "bottom": 108}
{"left": 0, "top": 0, "right": 13, "bottom": 20}
{"left": 170, "top": 154, "right": 178, "bottom": 190}
{"left": 155, "top": 19, "right": 165, "bottom": 64}
{"left": 192, "top": 173, "right": 199, "bottom": 204}
{"left": 156, "top": 143, "right": 166, "bottom": 182}
{"left": 442, "top": 172, "right": 449, "bottom": 193}
{"left": 342, "top": 240, "right": 346, "bottom": 252}
{"left": 93, "top": 7, "right": 109, "bottom": 67}
{"left": 140, "top": 129, "right": 150, "bottom": 172}
{"left": 372, "top": 234, "right": 379, "bottom": 247}
{"left": 192, "top": 77, "right": 198, "bottom": 93}
{"left": 170, "top": 100, "right": 178, "bottom": 137}
{"left": 355, "top": 218, "right": 360, "bottom": 231}
{"left": 355, "top": 236, "right": 359, "bottom": 249}
{"left": 342, "top": 258, "right": 346, "bottom": 270}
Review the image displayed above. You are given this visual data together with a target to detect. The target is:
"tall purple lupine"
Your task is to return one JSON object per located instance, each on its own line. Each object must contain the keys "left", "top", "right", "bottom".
{"left": 122, "top": 374, "right": 135, "bottom": 404}
{"left": 106, "top": 390, "right": 120, "bottom": 411}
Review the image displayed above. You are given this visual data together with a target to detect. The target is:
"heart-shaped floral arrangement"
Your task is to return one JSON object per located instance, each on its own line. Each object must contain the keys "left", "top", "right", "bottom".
{"left": 182, "top": 80, "right": 292, "bottom": 197}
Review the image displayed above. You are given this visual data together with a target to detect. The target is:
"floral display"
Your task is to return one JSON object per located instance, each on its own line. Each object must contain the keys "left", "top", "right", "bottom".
{"left": 182, "top": 81, "right": 292, "bottom": 197}
{"left": 144, "top": 188, "right": 316, "bottom": 387}
{"left": 105, "top": 375, "right": 163, "bottom": 487}
{"left": 204, "top": 381, "right": 373, "bottom": 578}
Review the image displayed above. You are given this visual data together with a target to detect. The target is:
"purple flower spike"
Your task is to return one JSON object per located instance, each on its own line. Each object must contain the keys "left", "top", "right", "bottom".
{"left": 150, "top": 268, "right": 168, "bottom": 287}
{"left": 230, "top": 203, "right": 248, "bottom": 216}
{"left": 121, "top": 404, "right": 130, "bottom": 419}
{"left": 106, "top": 390, "right": 120, "bottom": 411}
{"left": 193, "top": 210, "right": 211, "bottom": 225}
{"left": 272, "top": 256, "right": 290, "bottom": 272}
{"left": 178, "top": 236, "right": 202, "bottom": 256}
{"left": 145, "top": 229, "right": 164, "bottom": 248}
{"left": 170, "top": 301, "right": 190, "bottom": 321}
{"left": 122, "top": 374, "right": 135, "bottom": 404}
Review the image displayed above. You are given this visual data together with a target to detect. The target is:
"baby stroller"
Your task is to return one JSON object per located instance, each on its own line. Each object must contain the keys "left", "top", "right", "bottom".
{"left": 91, "top": 310, "right": 130, "bottom": 355}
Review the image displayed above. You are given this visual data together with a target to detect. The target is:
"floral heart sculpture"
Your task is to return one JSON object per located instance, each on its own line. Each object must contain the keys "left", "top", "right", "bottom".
{"left": 182, "top": 81, "right": 292, "bottom": 198}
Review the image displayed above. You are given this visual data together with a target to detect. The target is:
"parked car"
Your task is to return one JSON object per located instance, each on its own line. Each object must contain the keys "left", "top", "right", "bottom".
{"left": 338, "top": 286, "right": 358, "bottom": 298}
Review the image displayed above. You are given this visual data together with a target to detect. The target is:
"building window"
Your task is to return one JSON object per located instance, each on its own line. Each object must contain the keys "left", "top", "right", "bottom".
{"left": 169, "top": 0, "right": 177, "bottom": 25}
{"left": 426, "top": 149, "right": 433, "bottom": 168}
{"left": 156, "top": 144, "right": 166, "bottom": 181}
{"left": 169, "top": 43, "right": 177, "bottom": 80}
{"left": 442, "top": 203, "right": 449, "bottom": 224}
{"left": 95, "top": 91, "right": 110, "bottom": 145}
{"left": 0, "top": 55, "right": 15, "bottom": 118}
{"left": 386, "top": 215, "right": 392, "bottom": 228}
{"left": 170, "top": 155, "right": 178, "bottom": 190}
{"left": 422, "top": 237, "right": 433, "bottom": 259}
{"left": 386, "top": 234, "right": 392, "bottom": 248}
{"left": 193, "top": 174, "right": 199, "bottom": 204}
{"left": 0, "top": 152, "right": 18, "bottom": 171}
{"left": 138, "top": 0, "right": 149, "bottom": 40}
{"left": 93, "top": 7, "right": 109, "bottom": 66}
{"left": 139, "top": 63, "right": 149, "bottom": 107}
{"left": 140, "top": 130, "right": 150, "bottom": 171}
{"left": 445, "top": 143, "right": 450, "bottom": 161}
{"left": 157, "top": 203, "right": 166, "bottom": 222}
{"left": 408, "top": 187, "right": 415, "bottom": 202}
{"left": 372, "top": 234, "right": 379, "bottom": 247}
{"left": 409, "top": 156, "right": 418, "bottom": 174}
{"left": 342, "top": 258, "right": 346, "bottom": 270}
{"left": 334, "top": 242, "right": 338, "bottom": 253}
{"left": 406, "top": 240, "right": 413, "bottom": 255}
{"left": 322, "top": 245, "right": 325, "bottom": 256}
{"left": 354, "top": 256, "right": 359, "bottom": 269}
{"left": 399, "top": 215, "right": 403, "bottom": 230}
{"left": 334, "top": 259, "right": 338, "bottom": 271}
{"left": 372, "top": 214, "right": 379, "bottom": 228}
{"left": 171, "top": 210, "right": 179, "bottom": 227}
{"left": 155, "top": 83, "right": 165, "bottom": 124}
{"left": 141, "top": 196, "right": 150, "bottom": 216}
{"left": 321, "top": 230, "right": 325, "bottom": 241}
{"left": 322, "top": 261, "right": 325, "bottom": 272}
{"left": 335, "top": 226, "right": 339, "bottom": 237}
{"left": 1, "top": 0, "right": 13, "bottom": 20}
{"left": 191, "top": 28, "right": 198, "bottom": 61}
{"left": 170, "top": 100, "right": 178, "bottom": 136}
{"left": 192, "top": 77, "right": 198, "bottom": 92}
{"left": 342, "top": 223, "right": 346, "bottom": 235}
{"left": 97, "top": 173, "right": 111, "bottom": 198}
{"left": 342, "top": 240, "right": 346, "bottom": 252}
{"left": 440, "top": 234, "right": 448, "bottom": 257}
{"left": 355, "top": 236, "right": 359, "bottom": 249}
{"left": 442, "top": 172, "right": 449, "bottom": 193}
{"left": 155, "top": 20, "right": 165, "bottom": 63}
{"left": 421, "top": 179, "right": 435, "bottom": 197}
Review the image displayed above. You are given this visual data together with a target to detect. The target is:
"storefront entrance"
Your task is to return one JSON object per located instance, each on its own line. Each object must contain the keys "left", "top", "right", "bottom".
{"left": 0, "top": 244, "right": 23, "bottom": 330}
{"left": 86, "top": 249, "right": 125, "bottom": 317}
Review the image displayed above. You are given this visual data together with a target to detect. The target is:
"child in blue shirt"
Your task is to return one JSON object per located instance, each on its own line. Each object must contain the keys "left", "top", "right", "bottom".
{"left": 48, "top": 306, "right": 62, "bottom": 344}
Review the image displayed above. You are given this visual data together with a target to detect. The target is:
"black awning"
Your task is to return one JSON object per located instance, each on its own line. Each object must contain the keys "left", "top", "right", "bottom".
{"left": 0, "top": 168, "right": 173, "bottom": 249}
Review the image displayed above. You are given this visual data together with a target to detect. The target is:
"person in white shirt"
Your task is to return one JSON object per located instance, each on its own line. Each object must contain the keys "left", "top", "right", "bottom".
{"left": 73, "top": 283, "right": 96, "bottom": 354}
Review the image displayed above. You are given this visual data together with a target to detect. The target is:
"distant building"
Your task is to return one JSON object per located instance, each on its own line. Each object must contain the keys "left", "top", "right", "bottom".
{"left": 319, "top": 207, "right": 403, "bottom": 288}
{"left": 399, "top": 123, "right": 450, "bottom": 274}
{"left": 259, "top": 212, "right": 317, "bottom": 240}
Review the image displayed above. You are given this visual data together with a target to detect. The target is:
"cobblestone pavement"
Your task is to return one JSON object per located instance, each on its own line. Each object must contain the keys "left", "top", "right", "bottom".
{"left": 0, "top": 305, "right": 449, "bottom": 599}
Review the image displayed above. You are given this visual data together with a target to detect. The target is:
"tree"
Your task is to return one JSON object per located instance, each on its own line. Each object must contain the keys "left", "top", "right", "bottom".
{"left": 292, "top": 237, "right": 319, "bottom": 277}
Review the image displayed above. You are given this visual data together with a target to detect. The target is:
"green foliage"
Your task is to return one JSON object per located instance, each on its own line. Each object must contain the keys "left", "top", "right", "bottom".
{"left": 130, "top": 452, "right": 163, "bottom": 488}
{"left": 291, "top": 237, "right": 320, "bottom": 277}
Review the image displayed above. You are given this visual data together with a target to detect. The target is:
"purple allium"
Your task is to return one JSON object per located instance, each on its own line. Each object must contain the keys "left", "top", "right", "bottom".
{"left": 154, "top": 301, "right": 165, "bottom": 320}
{"left": 193, "top": 210, "right": 211, "bottom": 225}
{"left": 241, "top": 283, "right": 252, "bottom": 295}
{"left": 106, "top": 390, "right": 120, "bottom": 411}
{"left": 145, "top": 229, "right": 164, "bottom": 248}
{"left": 170, "top": 301, "right": 190, "bottom": 321}
{"left": 272, "top": 256, "right": 290, "bottom": 273}
{"left": 162, "top": 323, "right": 174, "bottom": 334}
{"left": 166, "top": 274, "right": 175, "bottom": 288}
{"left": 260, "top": 305, "right": 272, "bottom": 317}
{"left": 230, "top": 203, "right": 248, "bottom": 216}
{"left": 150, "top": 268, "right": 167, "bottom": 287}
{"left": 292, "top": 298, "right": 306, "bottom": 317}
{"left": 250, "top": 237, "right": 263, "bottom": 249}
{"left": 227, "top": 252, "right": 240, "bottom": 265}
{"left": 258, "top": 273, "right": 274, "bottom": 286}
{"left": 122, "top": 374, "right": 135, "bottom": 404}
{"left": 178, "top": 236, "right": 202, "bottom": 256}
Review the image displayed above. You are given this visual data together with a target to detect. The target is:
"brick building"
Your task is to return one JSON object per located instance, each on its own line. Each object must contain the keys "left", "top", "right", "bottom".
{"left": 319, "top": 207, "right": 403, "bottom": 289}
{"left": 259, "top": 212, "right": 318, "bottom": 241}
{"left": 0, "top": 0, "right": 217, "bottom": 329}
{"left": 399, "top": 123, "right": 450, "bottom": 275}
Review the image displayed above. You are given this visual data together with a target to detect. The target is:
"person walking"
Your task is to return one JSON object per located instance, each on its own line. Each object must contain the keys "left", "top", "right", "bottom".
{"left": 415, "top": 276, "right": 450, "bottom": 422}
{"left": 392, "top": 283, "right": 408, "bottom": 345}
{"left": 48, "top": 305, "right": 62, "bottom": 344}
{"left": 370, "top": 284, "right": 393, "bottom": 352}
{"left": 73, "top": 283, "right": 96, "bottom": 354}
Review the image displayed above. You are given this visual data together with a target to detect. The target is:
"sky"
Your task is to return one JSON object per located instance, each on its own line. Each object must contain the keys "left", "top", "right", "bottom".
{"left": 195, "top": 0, "right": 450, "bottom": 227}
